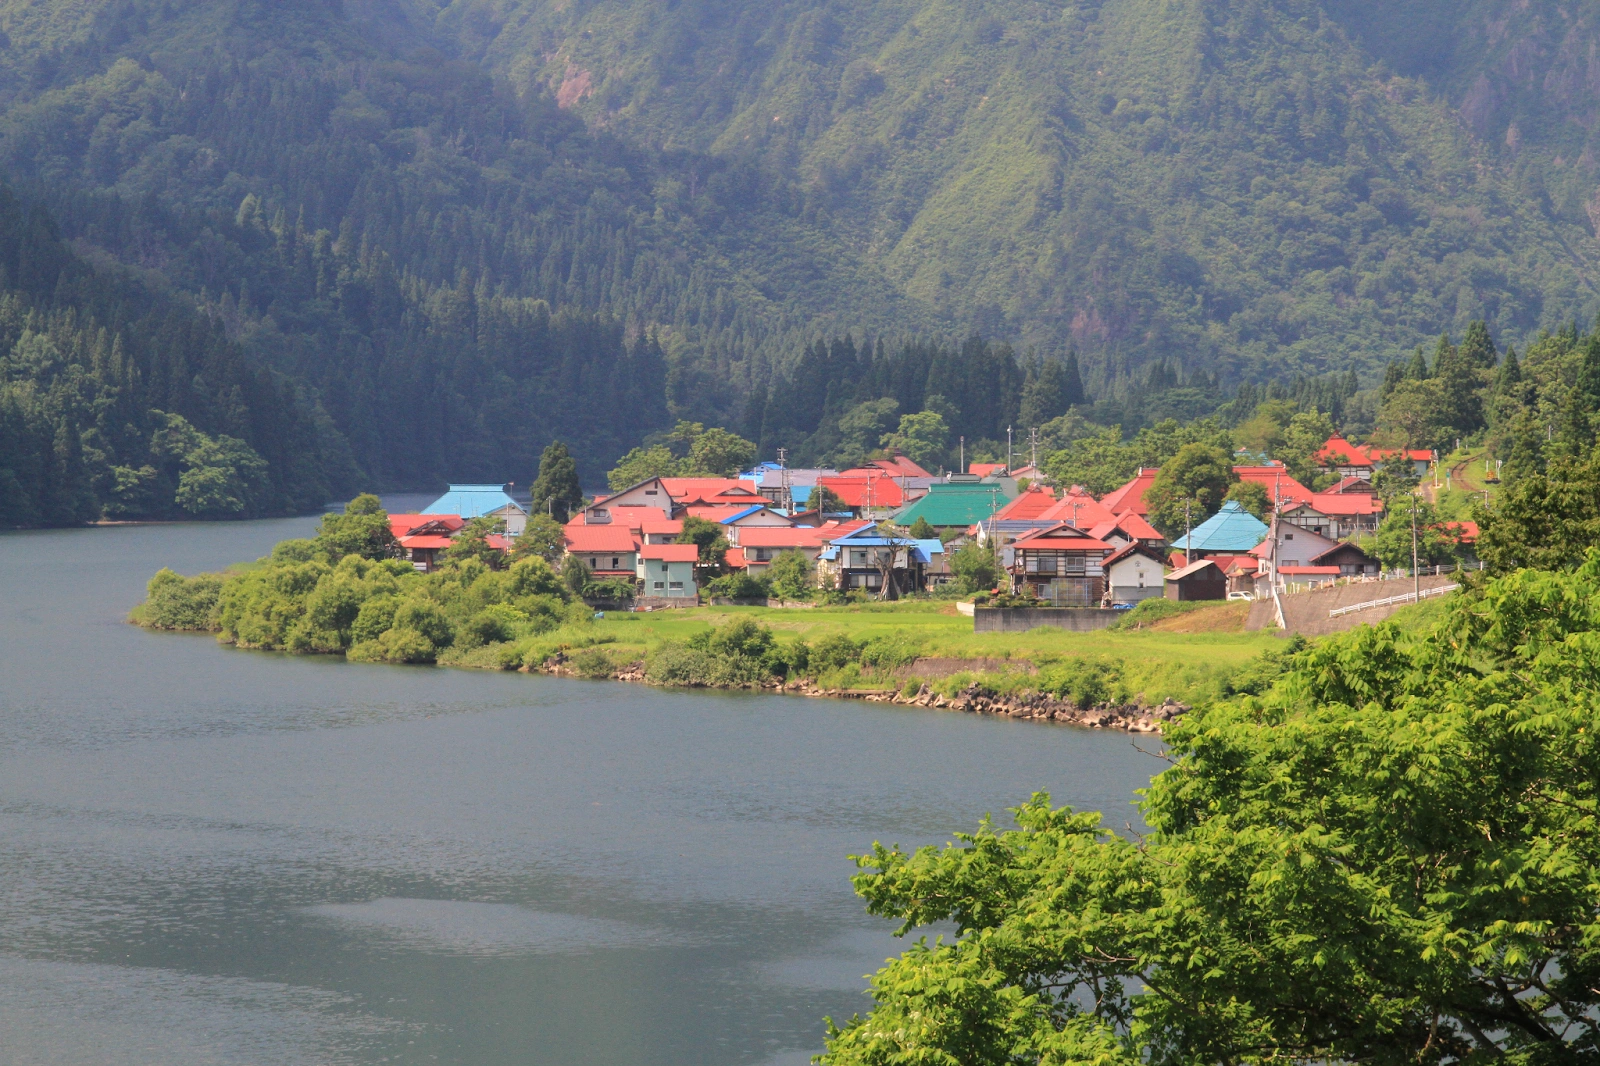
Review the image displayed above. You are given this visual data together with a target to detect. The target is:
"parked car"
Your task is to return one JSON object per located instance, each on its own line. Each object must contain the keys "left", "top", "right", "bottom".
{"left": 1227, "top": 591, "right": 1253, "bottom": 601}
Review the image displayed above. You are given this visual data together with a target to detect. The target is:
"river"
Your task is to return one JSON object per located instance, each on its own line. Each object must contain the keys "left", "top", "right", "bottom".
{"left": 0, "top": 511, "right": 1159, "bottom": 1065}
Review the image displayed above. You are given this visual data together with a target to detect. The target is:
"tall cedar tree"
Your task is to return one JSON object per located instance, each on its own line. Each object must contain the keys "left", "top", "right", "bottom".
{"left": 531, "top": 441, "right": 583, "bottom": 521}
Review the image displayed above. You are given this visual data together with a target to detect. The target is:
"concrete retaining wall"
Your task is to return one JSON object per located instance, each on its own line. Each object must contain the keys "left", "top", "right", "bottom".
{"left": 1245, "top": 573, "right": 1462, "bottom": 635}
{"left": 974, "top": 607, "right": 1122, "bottom": 633}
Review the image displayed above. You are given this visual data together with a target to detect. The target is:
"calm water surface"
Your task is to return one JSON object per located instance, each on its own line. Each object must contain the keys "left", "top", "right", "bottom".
{"left": 0, "top": 512, "right": 1159, "bottom": 1065}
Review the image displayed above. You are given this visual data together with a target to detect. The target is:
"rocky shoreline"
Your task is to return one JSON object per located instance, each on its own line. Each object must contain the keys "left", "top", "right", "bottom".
{"left": 543, "top": 657, "right": 1187, "bottom": 733}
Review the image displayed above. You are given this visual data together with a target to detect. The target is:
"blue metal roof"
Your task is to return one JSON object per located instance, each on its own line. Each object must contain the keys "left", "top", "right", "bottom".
{"left": 422, "top": 484, "right": 526, "bottom": 519}
{"left": 717, "top": 505, "right": 766, "bottom": 524}
{"left": 1174, "top": 500, "right": 1268, "bottom": 554}
{"left": 820, "top": 535, "right": 944, "bottom": 563}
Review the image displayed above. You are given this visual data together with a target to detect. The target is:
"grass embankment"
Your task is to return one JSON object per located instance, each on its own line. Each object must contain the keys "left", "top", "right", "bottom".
{"left": 576, "top": 600, "right": 1281, "bottom": 708}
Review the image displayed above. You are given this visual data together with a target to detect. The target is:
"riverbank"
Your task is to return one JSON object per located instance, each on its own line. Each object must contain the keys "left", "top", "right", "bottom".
{"left": 547, "top": 647, "right": 1189, "bottom": 731}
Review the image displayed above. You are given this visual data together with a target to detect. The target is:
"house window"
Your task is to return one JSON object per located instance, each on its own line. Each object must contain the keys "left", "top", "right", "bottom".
{"left": 669, "top": 581, "right": 684, "bottom": 591}
{"left": 593, "top": 508, "right": 609, "bottom": 519}
{"left": 590, "top": 557, "right": 598, "bottom": 568}
{"left": 660, "top": 563, "right": 669, "bottom": 573}
{"left": 1064, "top": 555, "right": 1084, "bottom": 573}
{"left": 611, "top": 556, "right": 619, "bottom": 569}
{"left": 654, "top": 581, "right": 665, "bottom": 590}
{"left": 645, "top": 489, "right": 658, "bottom": 496}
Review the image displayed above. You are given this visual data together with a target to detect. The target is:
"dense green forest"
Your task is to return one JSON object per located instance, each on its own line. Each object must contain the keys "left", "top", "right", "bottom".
{"left": 5, "top": 0, "right": 1600, "bottom": 522}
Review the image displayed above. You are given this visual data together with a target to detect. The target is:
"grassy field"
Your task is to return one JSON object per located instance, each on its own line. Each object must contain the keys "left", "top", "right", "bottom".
{"left": 579, "top": 600, "right": 1285, "bottom": 707}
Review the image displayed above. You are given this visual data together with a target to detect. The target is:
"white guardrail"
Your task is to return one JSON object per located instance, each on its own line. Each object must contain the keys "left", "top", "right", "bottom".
{"left": 1329, "top": 582, "right": 1458, "bottom": 619}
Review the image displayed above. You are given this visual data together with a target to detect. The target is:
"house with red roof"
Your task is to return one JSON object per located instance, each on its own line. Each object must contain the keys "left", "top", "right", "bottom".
{"left": 1232, "top": 463, "right": 1314, "bottom": 507}
{"left": 967, "top": 462, "right": 1007, "bottom": 478}
{"left": 563, "top": 524, "right": 641, "bottom": 581}
{"left": 636, "top": 544, "right": 699, "bottom": 605}
{"left": 1281, "top": 491, "right": 1384, "bottom": 540}
{"left": 986, "top": 485, "right": 1059, "bottom": 522}
{"left": 1039, "top": 486, "right": 1118, "bottom": 529}
{"left": 1366, "top": 446, "right": 1436, "bottom": 477}
{"left": 1102, "top": 468, "right": 1159, "bottom": 515}
{"left": 389, "top": 514, "right": 466, "bottom": 572}
{"left": 1007, "top": 523, "right": 1115, "bottom": 605}
{"left": 1315, "top": 436, "right": 1375, "bottom": 479}
{"left": 1087, "top": 511, "right": 1165, "bottom": 551}
{"left": 866, "top": 455, "right": 935, "bottom": 480}
{"left": 817, "top": 471, "right": 906, "bottom": 517}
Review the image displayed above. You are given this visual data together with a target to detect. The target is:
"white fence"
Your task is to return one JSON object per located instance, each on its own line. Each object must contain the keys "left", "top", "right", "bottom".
{"left": 1329, "top": 582, "right": 1459, "bottom": 619}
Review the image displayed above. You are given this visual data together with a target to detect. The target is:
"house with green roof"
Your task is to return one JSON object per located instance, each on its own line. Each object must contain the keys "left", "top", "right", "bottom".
{"left": 893, "top": 479, "right": 1016, "bottom": 529}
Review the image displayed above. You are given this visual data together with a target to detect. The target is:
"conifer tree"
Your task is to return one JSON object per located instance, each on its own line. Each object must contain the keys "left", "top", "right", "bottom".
{"left": 1407, "top": 346, "right": 1429, "bottom": 380}
{"left": 1458, "top": 319, "right": 1498, "bottom": 368}
{"left": 531, "top": 440, "right": 583, "bottom": 521}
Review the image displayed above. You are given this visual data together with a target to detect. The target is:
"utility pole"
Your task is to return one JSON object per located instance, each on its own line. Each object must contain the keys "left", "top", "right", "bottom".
{"left": 777, "top": 447, "right": 790, "bottom": 512}
{"left": 1184, "top": 498, "right": 1192, "bottom": 562}
{"left": 1007, "top": 426, "right": 1013, "bottom": 473}
{"left": 1411, "top": 493, "right": 1420, "bottom": 605}
{"left": 1030, "top": 428, "right": 1038, "bottom": 472}
{"left": 959, "top": 436, "right": 965, "bottom": 474}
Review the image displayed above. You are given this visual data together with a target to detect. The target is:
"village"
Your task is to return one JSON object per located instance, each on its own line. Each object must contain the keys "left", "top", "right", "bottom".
{"left": 382, "top": 433, "right": 1478, "bottom": 623}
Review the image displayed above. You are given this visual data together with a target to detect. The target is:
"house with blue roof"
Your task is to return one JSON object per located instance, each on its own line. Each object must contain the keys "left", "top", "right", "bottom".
{"left": 423, "top": 484, "right": 529, "bottom": 535}
{"left": 818, "top": 527, "right": 944, "bottom": 599}
{"left": 1172, "top": 500, "right": 1268, "bottom": 558}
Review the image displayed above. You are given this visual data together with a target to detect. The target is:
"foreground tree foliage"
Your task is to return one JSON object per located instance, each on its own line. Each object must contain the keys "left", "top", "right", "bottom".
{"left": 824, "top": 554, "right": 1600, "bottom": 1066}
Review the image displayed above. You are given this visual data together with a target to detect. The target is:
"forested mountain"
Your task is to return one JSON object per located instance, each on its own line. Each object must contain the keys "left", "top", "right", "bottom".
{"left": 2, "top": 0, "right": 1600, "bottom": 520}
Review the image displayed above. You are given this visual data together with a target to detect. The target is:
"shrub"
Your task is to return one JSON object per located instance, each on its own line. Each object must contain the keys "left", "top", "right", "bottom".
{"left": 350, "top": 595, "right": 399, "bottom": 644}
{"left": 392, "top": 601, "right": 453, "bottom": 648}
{"left": 860, "top": 636, "right": 919, "bottom": 672}
{"left": 377, "top": 627, "right": 437, "bottom": 663}
{"left": 137, "top": 569, "right": 223, "bottom": 630}
{"left": 809, "top": 633, "right": 863, "bottom": 671}
{"left": 707, "top": 572, "right": 769, "bottom": 600}
{"left": 569, "top": 647, "right": 616, "bottom": 678}
{"left": 459, "top": 604, "right": 527, "bottom": 649}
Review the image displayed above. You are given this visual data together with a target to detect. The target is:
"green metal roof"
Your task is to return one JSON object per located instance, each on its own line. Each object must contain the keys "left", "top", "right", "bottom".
{"left": 894, "top": 481, "right": 1015, "bottom": 527}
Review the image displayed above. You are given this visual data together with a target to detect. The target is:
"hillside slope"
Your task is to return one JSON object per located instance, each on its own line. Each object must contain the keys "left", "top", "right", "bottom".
{"left": 448, "top": 0, "right": 1600, "bottom": 386}
{"left": 0, "top": 0, "right": 1593, "bottom": 485}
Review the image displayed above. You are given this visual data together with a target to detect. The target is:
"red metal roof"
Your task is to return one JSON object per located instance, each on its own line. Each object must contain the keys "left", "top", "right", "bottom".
{"left": 1299, "top": 493, "right": 1384, "bottom": 516}
{"left": 564, "top": 526, "right": 639, "bottom": 553}
{"left": 1234, "top": 465, "right": 1314, "bottom": 506}
{"left": 818, "top": 473, "right": 906, "bottom": 508}
{"left": 1039, "top": 488, "right": 1117, "bottom": 529}
{"left": 967, "top": 462, "right": 1007, "bottom": 477}
{"left": 1101, "top": 469, "right": 1158, "bottom": 515}
{"left": 1327, "top": 475, "right": 1378, "bottom": 495}
{"left": 399, "top": 534, "right": 454, "bottom": 550}
{"left": 724, "top": 547, "right": 748, "bottom": 569}
{"left": 738, "top": 521, "right": 871, "bottom": 548}
{"left": 389, "top": 514, "right": 463, "bottom": 537}
{"left": 641, "top": 544, "right": 699, "bottom": 562}
{"left": 989, "top": 485, "right": 1059, "bottom": 521}
{"left": 1010, "top": 523, "right": 1113, "bottom": 553}
{"left": 1368, "top": 447, "right": 1435, "bottom": 462}
{"left": 1279, "top": 565, "right": 1341, "bottom": 575}
{"left": 1444, "top": 520, "right": 1479, "bottom": 544}
{"left": 869, "top": 455, "right": 934, "bottom": 478}
{"left": 1315, "top": 436, "right": 1372, "bottom": 466}
{"left": 657, "top": 478, "right": 761, "bottom": 502}
{"left": 641, "top": 518, "right": 683, "bottom": 536}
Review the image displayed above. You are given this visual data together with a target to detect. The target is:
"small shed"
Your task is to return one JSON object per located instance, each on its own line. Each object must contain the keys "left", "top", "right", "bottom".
{"left": 1165, "top": 558, "right": 1226, "bottom": 601}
